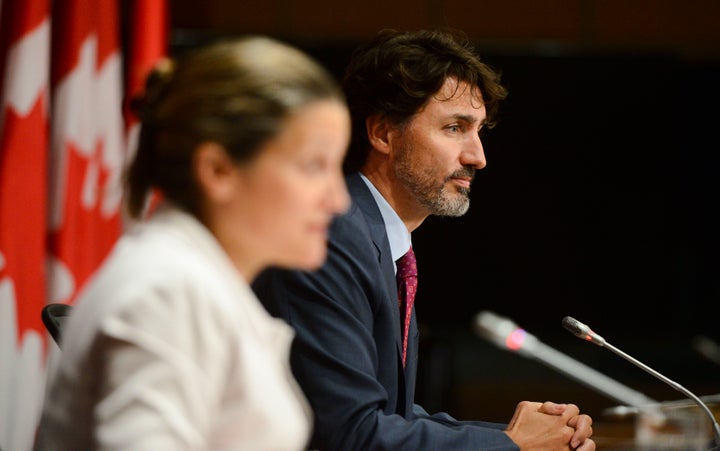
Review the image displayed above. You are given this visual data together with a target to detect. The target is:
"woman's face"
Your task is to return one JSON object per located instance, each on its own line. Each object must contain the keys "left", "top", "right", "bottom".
{"left": 227, "top": 99, "right": 351, "bottom": 274}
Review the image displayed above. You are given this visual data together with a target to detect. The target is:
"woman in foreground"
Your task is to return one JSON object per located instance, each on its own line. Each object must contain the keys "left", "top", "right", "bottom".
{"left": 36, "top": 36, "right": 350, "bottom": 450}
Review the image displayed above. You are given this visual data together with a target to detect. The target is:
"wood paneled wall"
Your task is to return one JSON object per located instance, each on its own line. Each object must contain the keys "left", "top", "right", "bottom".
{"left": 170, "top": 0, "right": 720, "bottom": 60}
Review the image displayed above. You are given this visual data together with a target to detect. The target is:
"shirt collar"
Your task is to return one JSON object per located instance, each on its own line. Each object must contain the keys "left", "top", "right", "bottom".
{"left": 359, "top": 173, "right": 411, "bottom": 264}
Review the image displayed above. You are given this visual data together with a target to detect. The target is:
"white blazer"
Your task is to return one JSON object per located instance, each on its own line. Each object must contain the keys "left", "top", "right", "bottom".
{"left": 37, "top": 205, "right": 312, "bottom": 451}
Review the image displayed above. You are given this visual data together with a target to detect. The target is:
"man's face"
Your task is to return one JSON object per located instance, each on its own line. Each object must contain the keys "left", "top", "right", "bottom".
{"left": 391, "top": 77, "right": 487, "bottom": 217}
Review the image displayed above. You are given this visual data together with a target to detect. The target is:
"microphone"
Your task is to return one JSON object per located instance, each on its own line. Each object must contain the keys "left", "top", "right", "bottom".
{"left": 562, "top": 316, "right": 720, "bottom": 449}
{"left": 693, "top": 335, "right": 720, "bottom": 366}
{"left": 473, "top": 311, "right": 657, "bottom": 407}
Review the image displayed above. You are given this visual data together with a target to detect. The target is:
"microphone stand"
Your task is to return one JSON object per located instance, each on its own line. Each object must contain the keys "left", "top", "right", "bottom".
{"left": 603, "top": 339, "right": 720, "bottom": 449}
{"left": 563, "top": 316, "right": 720, "bottom": 450}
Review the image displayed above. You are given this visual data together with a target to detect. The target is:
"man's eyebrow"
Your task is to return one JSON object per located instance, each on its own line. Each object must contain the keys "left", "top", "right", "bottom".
{"left": 451, "top": 113, "right": 484, "bottom": 125}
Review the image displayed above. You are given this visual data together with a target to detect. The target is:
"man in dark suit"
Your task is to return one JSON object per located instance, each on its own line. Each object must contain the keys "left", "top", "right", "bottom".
{"left": 253, "top": 28, "right": 595, "bottom": 450}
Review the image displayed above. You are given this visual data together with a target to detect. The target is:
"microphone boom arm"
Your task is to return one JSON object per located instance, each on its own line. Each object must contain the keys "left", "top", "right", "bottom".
{"left": 474, "top": 311, "right": 657, "bottom": 407}
{"left": 562, "top": 316, "right": 720, "bottom": 448}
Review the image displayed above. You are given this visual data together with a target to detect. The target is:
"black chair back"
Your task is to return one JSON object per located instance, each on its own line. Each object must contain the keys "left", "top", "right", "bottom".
{"left": 41, "top": 303, "right": 73, "bottom": 346}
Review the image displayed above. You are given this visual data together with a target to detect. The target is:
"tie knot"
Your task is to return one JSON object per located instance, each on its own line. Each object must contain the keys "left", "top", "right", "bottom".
{"left": 396, "top": 247, "right": 417, "bottom": 279}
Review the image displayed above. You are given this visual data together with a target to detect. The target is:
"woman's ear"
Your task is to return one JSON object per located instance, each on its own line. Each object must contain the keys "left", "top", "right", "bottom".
{"left": 193, "top": 141, "right": 238, "bottom": 203}
{"left": 366, "top": 115, "right": 392, "bottom": 155}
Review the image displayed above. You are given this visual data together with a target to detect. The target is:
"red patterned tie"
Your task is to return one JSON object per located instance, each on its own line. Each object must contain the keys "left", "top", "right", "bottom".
{"left": 396, "top": 247, "right": 418, "bottom": 367}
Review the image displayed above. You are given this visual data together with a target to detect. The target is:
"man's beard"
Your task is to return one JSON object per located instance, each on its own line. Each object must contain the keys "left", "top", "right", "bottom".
{"left": 394, "top": 145, "right": 473, "bottom": 217}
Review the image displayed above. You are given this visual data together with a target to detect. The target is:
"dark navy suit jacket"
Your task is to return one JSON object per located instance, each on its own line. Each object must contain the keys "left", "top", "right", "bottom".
{"left": 253, "top": 172, "right": 519, "bottom": 450}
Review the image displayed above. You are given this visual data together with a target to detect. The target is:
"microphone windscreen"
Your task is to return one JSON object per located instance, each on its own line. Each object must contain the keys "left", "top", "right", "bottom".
{"left": 474, "top": 311, "right": 519, "bottom": 349}
{"left": 562, "top": 316, "right": 584, "bottom": 337}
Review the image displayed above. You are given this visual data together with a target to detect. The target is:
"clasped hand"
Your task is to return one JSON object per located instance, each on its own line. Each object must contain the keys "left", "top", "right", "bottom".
{"left": 505, "top": 401, "right": 595, "bottom": 450}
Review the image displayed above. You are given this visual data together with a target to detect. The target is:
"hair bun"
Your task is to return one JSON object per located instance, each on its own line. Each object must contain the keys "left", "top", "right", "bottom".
{"left": 130, "top": 57, "right": 176, "bottom": 121}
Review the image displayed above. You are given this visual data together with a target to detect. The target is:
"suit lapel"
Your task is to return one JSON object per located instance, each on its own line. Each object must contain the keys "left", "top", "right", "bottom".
{"left": 346, "top": 174, "right": 404, "bottom": 363}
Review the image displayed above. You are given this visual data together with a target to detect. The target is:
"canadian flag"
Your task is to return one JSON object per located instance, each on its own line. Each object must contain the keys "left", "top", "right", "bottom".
{"left": 0, "top": 1, "right": 167, "bottom": 450}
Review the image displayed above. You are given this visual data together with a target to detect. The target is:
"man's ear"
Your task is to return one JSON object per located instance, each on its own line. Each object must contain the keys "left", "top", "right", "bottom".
{"left": 193, "top": 141, "right": 237, "bottom": 203}
{"left": 366, "top": 115, "right": 392, "bottom": 155}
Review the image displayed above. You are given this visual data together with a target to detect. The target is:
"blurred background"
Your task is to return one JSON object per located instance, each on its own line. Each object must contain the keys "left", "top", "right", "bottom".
{"left": 3, "top": 2, "right": 718, "bottom": 450}
{"left": 166, "top": 0, "right": 720, "bottom": 423}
